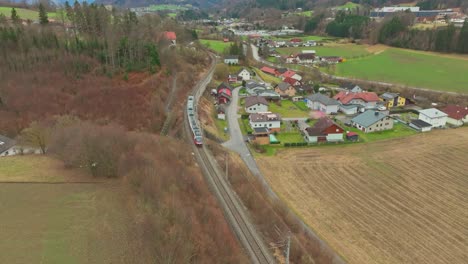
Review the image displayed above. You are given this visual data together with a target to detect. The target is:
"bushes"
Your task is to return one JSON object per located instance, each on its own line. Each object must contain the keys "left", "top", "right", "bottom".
{"left": 284, "top": 142, "right": 308, "bottom": 147}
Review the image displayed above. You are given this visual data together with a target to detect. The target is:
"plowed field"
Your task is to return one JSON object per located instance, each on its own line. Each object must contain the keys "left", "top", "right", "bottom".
{"left": 257, "top": 128, "right": 468, "bottom": 264}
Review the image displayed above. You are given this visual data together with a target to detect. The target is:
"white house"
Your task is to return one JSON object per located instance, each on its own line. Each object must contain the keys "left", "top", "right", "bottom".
{"left": 306, "top": 93, "right": 339, "bottom": 114}
{"left": 0, "top": 135, "right": 40, "bottom": 157}
{"left": 249, "top": 112, "right": 281, "bottom": 132}
{"left": 351, "top": 111, "right": 394, "bottom": 133}
{"left": 245, "top": 96, "right": 269, "bottom": 113}
{"left": 339, "top": 104, "right": 359, "bottom": 115}
{"left": 441, "top": 105, "right": 468, "bottom": 126}
{"left": 237, "top": 68, "right": 251, "bottom": 81}
{"left": 224, "top": 55, "right": 239, "bottom": 65}
{"left": 303, "top": 117, "right": 344, "bottom": 143}
{"left": 418, "top": 108, "right": 448, "bottom": 128}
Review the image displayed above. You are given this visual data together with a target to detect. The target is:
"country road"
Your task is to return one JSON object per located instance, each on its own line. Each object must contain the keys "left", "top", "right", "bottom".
{"left": 250, "top": 44, "right": 465, "bottom": 96}
{"left": 185, "top": 53, "right": 275, "bottom": 264}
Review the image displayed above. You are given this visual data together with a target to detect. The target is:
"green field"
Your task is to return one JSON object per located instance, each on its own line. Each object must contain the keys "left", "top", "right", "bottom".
{"left": 271, "top": 35, "right": 330, "bottom": 41}
{"left": 336, "top": 48, "right": 468, "bottom": 93}
{"left": 335, "top": 2, "right": 362, "bottom": 10}
{"left": 342, "top": 122, "right": 417, "bottom": 142}
{"left": 200, "top": 39, "right": 232, "bottom": 54}
{"left": 276, "top": 132, "right": 305, "bottom": 143}
{"left": 297, "top": 10, "right": 313, "bottom": 17}
{"left": 0, "top": 6, "right": 56, "bottom": 20}
{"left": 148, "top": 4, "right": 189, "bottom": 11}
{"left": 276, "top": 44, "right": 370, "bottom": 59}
{"left": 0, "top": 156, "right": 135, "bottom": 263}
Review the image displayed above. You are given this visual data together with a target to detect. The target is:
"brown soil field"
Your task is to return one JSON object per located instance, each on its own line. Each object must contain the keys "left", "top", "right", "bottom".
{"left": 256, "top": 128, "right": 468, "bottom": 264}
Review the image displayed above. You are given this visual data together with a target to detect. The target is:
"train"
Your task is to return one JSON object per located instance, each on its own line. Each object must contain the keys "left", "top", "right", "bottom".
{"left": 187, "top": 96, "right": 203, "bottom": 146}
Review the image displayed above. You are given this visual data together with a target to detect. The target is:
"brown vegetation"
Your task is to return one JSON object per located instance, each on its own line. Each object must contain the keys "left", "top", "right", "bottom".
{"left": 256, "top": 128, "right": 468, "bottom": 264}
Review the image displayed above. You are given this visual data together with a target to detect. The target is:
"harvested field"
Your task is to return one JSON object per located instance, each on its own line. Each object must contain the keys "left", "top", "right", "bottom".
{"left": 256, "top": 128, "right": 468, "bottom": 264}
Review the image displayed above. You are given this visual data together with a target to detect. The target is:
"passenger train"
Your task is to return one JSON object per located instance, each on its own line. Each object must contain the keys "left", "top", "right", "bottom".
{"left": 187, "top": 96, "right": 203, "bottom": 146}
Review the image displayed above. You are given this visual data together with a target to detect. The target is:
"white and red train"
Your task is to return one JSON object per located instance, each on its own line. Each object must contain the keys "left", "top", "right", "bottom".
{"left": 187, "top": 96, "right": 203, "bottom": 146}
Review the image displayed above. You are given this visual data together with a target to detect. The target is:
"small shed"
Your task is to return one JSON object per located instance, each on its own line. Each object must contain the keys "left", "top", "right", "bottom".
{"left": 252, "top": 127, "right": 270, "bottom": 145}
{"left": 346, "top": 132, "right": 359, "bottom": 142}
{"left": 409, "top": 119, "right": 432, "bottom": 132}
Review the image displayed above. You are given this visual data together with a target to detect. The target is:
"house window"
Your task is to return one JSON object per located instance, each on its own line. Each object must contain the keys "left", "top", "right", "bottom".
{"left": 269, "top": 124, "right": 272, "bottom": 127}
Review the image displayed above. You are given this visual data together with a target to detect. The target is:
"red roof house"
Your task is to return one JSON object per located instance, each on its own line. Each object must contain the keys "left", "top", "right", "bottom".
{"left": 218, "top": 88, "right": 232, "bottom": 104}
{"left": 260, "top": 66, "right": 277, "bottom": 76}
{"left": 164, "top": 31, "right": 177, "bottom": 40}
{"left": 440, "top": 105, "right": 468, "bottom": 126}
{"left": 281, "top": 70, "right": 296, "bottom": 79}
{"left": 283, "top": 77, "right": 301, "bottom": 86}
{"left": 334, "top": 91, "right": 380, "bottom": 108}
{"left": 290, "top": 38, "right": 302, "bottom": 43}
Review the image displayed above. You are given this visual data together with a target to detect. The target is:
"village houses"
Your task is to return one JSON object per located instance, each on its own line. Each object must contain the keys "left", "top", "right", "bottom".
{"left": 418, "top": 108, "right": 448, "bottom": 128}
{"left": 302, "top": 117, "right": 344, "bottom": 143}
{"left": 249, "top": 112, "right": 281, "bottom": 132}
{"left": 245, "top": 96, "right": 269, "bottom": 113}
{"left": 380, "top": 92, "right": 407, "bottom": 108}
{"left": 275, "top": 82, "right": 296, "bottom": 97}
{"left": 224, "top": 55, "right": 239, "bottom": 65}
{"left": 440, "top": 105, "right": 468, "bottom": 126}
{"left": 351, "top": 110, "right": 394, "bottom": 133}
{"left": 306, "top": 93, "right": 339, "bottom": 114}
{"left": 237, "top": 68, "right": 251, "bottom": 81}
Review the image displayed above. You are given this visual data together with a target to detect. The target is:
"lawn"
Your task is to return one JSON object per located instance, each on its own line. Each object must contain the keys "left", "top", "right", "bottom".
{"left": 268, "top": 100, "right": 310, "bottom": 118}
{"left": 200, "top": 39, "right": 232, "bottom": 54}
{"left": 214, "top": 118, "right": 229, "bottom": 141}
{"left": 336, "top": 48, "right": 468, "bottom": 93}
{"left": 0, "top": 156, "right": 134, "bottom": 264}
{"left": 276, "top": 132, "right": 304, "bottom": 143}
{"left": 276, "top": 44, "right": 370, "bottom": 59}
{"left": 0, "top": 6, "right": 57, "bottom": 20}
{"left": 147, "top": 4, "right": 189, "bottom": 11}
{"left": 239, "top": 118, "right": 253, "bottom": 135}
{"left": 343, "top": 122, "right": 417, "bottom": 142}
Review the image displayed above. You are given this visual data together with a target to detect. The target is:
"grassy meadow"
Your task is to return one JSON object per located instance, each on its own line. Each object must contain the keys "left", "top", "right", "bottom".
{"left": 200, "top": 39, "right": 232, "bottom": 54}
{"left": 0, "top": 6, "right": 57, "bottom": 20}
{"left": 276, "top": 44, "right": 370, "bottom": 58}
{"left": 0, "top": 156, "right": 135, "bottom": 263}
{"left": 336, "top": 48, "right": 468, "bottom": 93}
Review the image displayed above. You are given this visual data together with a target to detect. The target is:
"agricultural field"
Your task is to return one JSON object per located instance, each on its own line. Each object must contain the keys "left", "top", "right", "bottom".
{"left": 0, "top": 156, "right": 137, "bottom": 263}
{"left": 147, "top": 4, "right": 189, "bottom": 11}
{"left": 276, "top": 44, "right": 370, "bottom": 59}
{"left": 336, "top": 47, "right": 468, "bottom": 93}
{"left": 0, "top": 6, "right": 56, "bottom": 20}
{"left": 200, "top": 39, "right": 232, "bottom": 54}
{"left": 257, "top": 128, "right": 468, "bottom": 264}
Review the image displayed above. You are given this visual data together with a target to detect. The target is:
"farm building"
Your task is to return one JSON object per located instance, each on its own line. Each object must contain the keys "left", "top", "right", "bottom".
{"left": 351, "top": 110, "right": 394, "bottom": 133}
{"left": 237, "top": 68, "right": 251, "bottom": 80}
{"left": 249, "top": 112, "right": 281, "bottom": 132}
{"left": 409, "top": 119, "right": 432, "bottom": 132}
{"left": 380, "top": 92, "right": 407, "bottom": 108}
{"left": 275, "top": 82, "right": 296, "bottom": 97}
{"left": 306, "top": 93, "right": 339, "bottom": 114}
{"left": 245, "top": 96, "right": 269, "bottom": 113}
{"left": 303, "top": 117, "right": 344, "bottom": 143}
{"left": 440, "top": 105, "right": 468, "bottom": 126}
{"left": 224, "top": 55, "right": 239, "bottom": 65}
{"left": 418, "top": 108, "right": 448, "bottom": 128}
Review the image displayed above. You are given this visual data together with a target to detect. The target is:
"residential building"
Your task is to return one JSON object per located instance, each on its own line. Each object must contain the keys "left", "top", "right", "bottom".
{"left": 163, "top": 31, "right": 177, "bottom": 45}
{"left": 260, "top": 66, "right": 277, "bottom": 76}
{"left": 351, "top": 110, "right": 394, "bottom": 133}
{"left": 334, "top": 91, "right": 381, "bottom": 109}
{"left": 237, "top": 68, "right": 251, "bottom": 80}
{"left": 249, "top": 112, "right": 281, "bottom": 132}
{"left": 440, "top": 105, "right": 468, "bottom": 126}
{"left": 228, "top": 74, "right": 238, "bottom": 83}
{"left": 409, "top": 119, "right": 432, "bottom": 132}
{"left": 306, "top": 93, "right": 339, "bottom": 114}
{"left": 380, "top": 92, "right": 406, "bottom": 108}
{"left": 281, "top": 70, "right": 302, "bottom": 81}
{"left": 245, "top": 96, "right": 269, "bottom": 113}
{"left": 339, "top": 104, "right": 360, "bottom": 115}
{"left": 296, "top": 53, "right": 316, "bottom": 64}
{"left": 296, "top": 84, "right": 314, "bottom": 94}
{"left": 303, "top": 117, "right": 344, "bottom": 143}
{"left": 319, "top": 56, "right": 343, "bottom": 64}
{"left": 418, "top": 108, "right": 448, "bottom": 128}
{"left": 217, "top": 82, "right": 233, "bottom": 104}
{"left": 275, "top": 82, "right": 296, "bottom": 97}
{"left": 0, "top": 135, "right": 17, "bottom": 157}
{"left": 224, "top": 55, "right": 239, "bottom": 65}
{"left": 283, "top": 77, "right": 301, "bottom": 86}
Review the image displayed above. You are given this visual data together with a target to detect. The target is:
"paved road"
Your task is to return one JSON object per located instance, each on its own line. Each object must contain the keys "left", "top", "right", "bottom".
{"left": 222, "top": 88, "right": 263, "bottom": 177}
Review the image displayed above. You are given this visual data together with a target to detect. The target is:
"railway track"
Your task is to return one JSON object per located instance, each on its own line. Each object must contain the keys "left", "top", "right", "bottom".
{"left": 184, "top": 53, "right": 275, "bottom": 264}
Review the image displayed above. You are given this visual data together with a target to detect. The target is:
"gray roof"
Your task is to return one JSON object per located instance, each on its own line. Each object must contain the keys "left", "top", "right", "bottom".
{"left": 246, "top": 81, "right": 266, "bottom": 90}
{"left": 276, "top": 82, "right": 291, "bottom": 91}
{"left": 351, "top": 110, "right": 389, "bottom": 128}
{"left": 410, "top": 119, "right": 432, "bottom": 128}
{"left": 380, "top": 92, "right": 399, "bottom": 100}
{"left": 419, "top": 108, "right": 448, "bottom": 118}
{"left": 339, "top": 104, "right": 360, "bottom": 109}
{"left": 250, "top": 112, "right": 281, "bottom": 122}
{"left": 225, "top": 55, "right": 239, "bottom": 60}
{"left": 307, "top": 93, "right": 339, "bottom": 106}
{"left": 245, "top": 96, "right": 268, "bottom": 108}
{"left": 0, "top": 135, "right": 16, "bottom": 154}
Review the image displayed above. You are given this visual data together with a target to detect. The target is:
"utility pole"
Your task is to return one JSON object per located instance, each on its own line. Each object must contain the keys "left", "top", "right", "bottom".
{"left": 285, "top": 234, "right": 291, "bottom": 264}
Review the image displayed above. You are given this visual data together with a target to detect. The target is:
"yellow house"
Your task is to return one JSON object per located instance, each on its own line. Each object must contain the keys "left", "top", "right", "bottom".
{"left": 380, "top": 92, "right": 406, "bottom": 108}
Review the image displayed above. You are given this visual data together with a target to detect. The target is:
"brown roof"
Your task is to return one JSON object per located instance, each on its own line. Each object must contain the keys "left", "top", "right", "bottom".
{"left": 305, "top": 117, "right": 342, "bottom": 136}
{"left": 245, "top": 96, "right": 268, "bottom": 108}
{"left": 441, "top": 105, "right": 468, "bottom": 120}
{"left": 250, "top": 112, "right": 281, "bottom": 122}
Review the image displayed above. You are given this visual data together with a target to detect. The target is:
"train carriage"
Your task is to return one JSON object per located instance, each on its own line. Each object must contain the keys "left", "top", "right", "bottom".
{"left": 187, "top": 96, "right": 203, "bottom": 146}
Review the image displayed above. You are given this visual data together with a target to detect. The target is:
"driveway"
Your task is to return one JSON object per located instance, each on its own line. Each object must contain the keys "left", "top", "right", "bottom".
{"left": 222, "top": 87, "right": 263, "bottom": 177}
